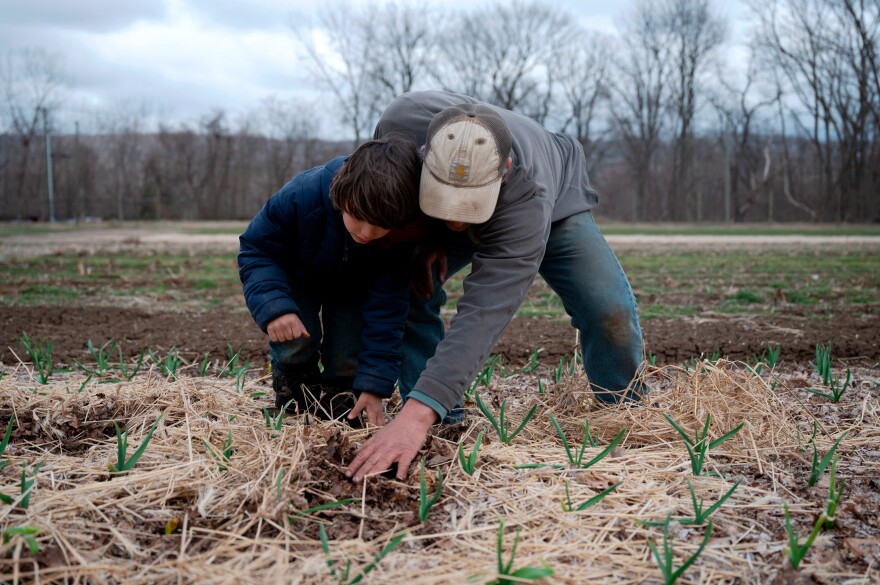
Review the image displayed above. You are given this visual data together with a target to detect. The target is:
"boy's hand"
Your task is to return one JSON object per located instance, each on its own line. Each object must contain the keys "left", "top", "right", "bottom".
{"left": 346, "top": 399, "right": 438, "bottom": 482}
{"left": 412, "top": 247, "right": 447, "bottom": 299}
{"left": 349, "top": 392, "right": 385, "bottom": 427}
{"left": 267, "top": 313, "right": 310, "bottom": 342}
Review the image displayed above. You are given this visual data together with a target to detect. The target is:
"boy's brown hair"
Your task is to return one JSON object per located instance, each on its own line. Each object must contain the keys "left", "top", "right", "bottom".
{"left": 330, "top": 133, "right": 421, "bottom": 229}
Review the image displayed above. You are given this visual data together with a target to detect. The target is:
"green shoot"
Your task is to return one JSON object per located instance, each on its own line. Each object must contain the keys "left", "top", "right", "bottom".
{"left": 488, "top": 517, "right": 554, "bottom": 585}
{"left": 663, "top": 413, "right": 743, "bottom": 476}
{"left": 0, "top": 415, "right": 14, "bottom": 471}
{"left": 552, "top": 355, "right": 566, "bottom": 383}
{"left": 0, "top": 368, "right": 4, "bottom": 381}
{"left": 277, "top": 468, "right": 285, "bottom": 499}
{"left": 475, "top": 390, "right": 537, "bottom": 444}
{"left": 109, "top": 415, "right": 163, "bottom": 475}
{"left": 198, "top": 352, "right": 211, "bottom": 377}
{"left": 467, "top": 355, "right": 502, "bottom": 398}
{"left": 810, "top": 343, "right": 833, "bottom": 385}
{"left": 797, "top": 421, "right": 817, "bottom": 452}
{"left": 319, "top": 523, "right": 406, "bottom": 584}
{"left": 567, "top": 351, "right": 582, "bottom": 376}
{"left": 784, "top": 503, "right": 826, "bottom": 569}
{"left": 2, "top": 525, "right": 41, "bottom": 555}
{"left": 536, "top": 377, "right": 546, "bottom": 395}
{"left": 76, "top": 339, "right": 117, "bottom": 376}
{"left": 824, "top": 456, "right": 844, "bottom": 529}
{"left": 202, "top": 430, "right": 234, "bottom": 471}
{"left": 808, "top": 431, "right": 847, "bottom": 487}
{"left": 150, "top": 348, "right": 182, "bottom": 379}
{"left": 0, "top": 462, "right": 43, "bottom": 509}
{"left": 262, "top": 401, "right": 292, "bottom": 435}
{"left": 680, "top": 479, "right": 740, "bottom": 525}
{"left": 512, "top": 463, "right": 565, "bottom": 470}
{"left": 527, "top": 348, "right": 543, "bottom": 374}
{"left": 648, "top": 515, "right": 713, "bottom": 585}
{"left": 763, "top": 345, "right": 781, "bottom": 369}
{"left": 418, "top": 458, "right": 444, "bottom": 523}
{"left": 75, "top": 375, "right": 92, "bottom": 394}
{"left": 647, "top": 353, "right": 657, "bottom": 366}
{"left": 20, "top": 332, "right": 53, "bottom": 384}
{"left": 457, "top": 431, "right": 483, "bottom": 476}
{"left": 806, "top": 368, "right": 852, "bottom": 403}
{"left": 548, "top": 413, "right": 625, "bottom": 469}
{"left": 290, "top": 498, "right": 359, "bottom": 521}
{"left": 561, "top": 481, "right": 621, "bottom": 512}
{"left": 118, "top": 348, "right": 146, "bottom": 381}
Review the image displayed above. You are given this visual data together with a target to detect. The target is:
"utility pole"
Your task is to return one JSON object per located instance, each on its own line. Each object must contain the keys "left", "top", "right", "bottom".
{"left": 75, "top": 121, "right": 84, "bottom": 222}
{"left": 41, "top": 107, "right": 56, "bottom": 223}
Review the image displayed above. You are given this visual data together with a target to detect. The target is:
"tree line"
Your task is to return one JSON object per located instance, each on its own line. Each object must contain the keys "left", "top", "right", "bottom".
{"left": 2, "top": 0, "right": 878, "bottom": 223}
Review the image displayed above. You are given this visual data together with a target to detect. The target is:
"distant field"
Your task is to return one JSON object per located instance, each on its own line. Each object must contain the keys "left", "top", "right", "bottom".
{"left": 2, "top": 220, "right": 880, "bottom": 242}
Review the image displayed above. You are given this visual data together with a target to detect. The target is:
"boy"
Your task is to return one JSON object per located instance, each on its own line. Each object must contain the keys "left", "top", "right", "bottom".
{"left": 238, "top": 134, "right": 422, "bottom": 427}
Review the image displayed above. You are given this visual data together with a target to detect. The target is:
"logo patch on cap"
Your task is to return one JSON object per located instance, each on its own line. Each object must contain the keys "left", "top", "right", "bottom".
{"left": 448, "top": 160, "right": 470, "bottom": 184}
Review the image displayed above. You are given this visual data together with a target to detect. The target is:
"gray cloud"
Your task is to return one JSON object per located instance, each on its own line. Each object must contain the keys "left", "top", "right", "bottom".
{"left": 4, "top": 0, "right": 166, "bottom": 33}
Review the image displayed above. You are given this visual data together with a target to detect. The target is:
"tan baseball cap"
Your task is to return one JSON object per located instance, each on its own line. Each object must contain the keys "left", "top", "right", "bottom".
{"left": 420, "top": 103, "right": 513, "bottom": 224}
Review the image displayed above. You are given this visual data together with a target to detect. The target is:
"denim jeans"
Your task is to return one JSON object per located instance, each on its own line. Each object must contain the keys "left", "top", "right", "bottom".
{"left": 268, "top": 282, "right": 362, "bottom": 387}
{"left": 399, "top": 210, "right": 646, "bottom": 419}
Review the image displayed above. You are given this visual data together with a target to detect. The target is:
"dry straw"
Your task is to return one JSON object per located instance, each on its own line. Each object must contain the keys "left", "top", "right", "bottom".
{"left": 0, "top": 358, "right": 876, "bottom": 584}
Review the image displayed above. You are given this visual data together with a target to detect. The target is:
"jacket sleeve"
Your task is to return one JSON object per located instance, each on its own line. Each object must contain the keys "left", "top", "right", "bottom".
{"left": 408, "top": 192, "right": 553, "bottom": 417}
{"left": 352, "top": 245, "right": 414, "bottom": 397}
{"left": 238, "top": 183, "right": 302, "bottom": 332}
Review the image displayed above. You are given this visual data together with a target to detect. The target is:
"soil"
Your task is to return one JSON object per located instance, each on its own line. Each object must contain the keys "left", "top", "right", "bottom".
{"left": 1, "top": 305, "right": 877, "bottom": 369}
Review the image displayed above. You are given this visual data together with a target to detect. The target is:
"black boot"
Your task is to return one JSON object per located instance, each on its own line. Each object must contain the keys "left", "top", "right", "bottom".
{"left": 272, "top": 366, "right": 321, "bottom": 412}
{"left": 310, "top": 377, "right": 363, "bottom": 428}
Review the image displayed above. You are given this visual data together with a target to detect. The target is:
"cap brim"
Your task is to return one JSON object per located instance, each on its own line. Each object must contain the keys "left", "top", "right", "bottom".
{"left": 419, "top": 166, "right": 501, "bottom": 224}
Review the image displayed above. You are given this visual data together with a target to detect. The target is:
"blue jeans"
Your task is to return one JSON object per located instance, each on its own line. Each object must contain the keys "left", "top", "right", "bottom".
{"left": 268, "top": 282, "right": 362, "bottom": 386}
{"left": 399, "top": 211, "right": 646, "bottom": 418}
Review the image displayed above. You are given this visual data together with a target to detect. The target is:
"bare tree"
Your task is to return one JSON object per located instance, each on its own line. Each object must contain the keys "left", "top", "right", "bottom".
{"left": 611, "top": 0, "right": 671, "bottom": 221}
{"left": 0, "top": 48, "right": 66, "bottom": 219}
{"left": 96, "top": 102, "right": 151, "bottom": 220}
{"left": 663, "top": 0, "right": 727, "bottom": 221}
{"left": 556, "top": 31, "right": 613, "bottom": 175}
{"left": 433, "top": 0, "right": 577, "bottom": 120}
{"left": 750, "top": 0, "right": 880, "bottom": 221}
{"left": 711, "top": 51, "right": 782, "bottom": 221}
{"left": 300, "top": 2, "right": 381, "bottom": 149}
{"left": 369, "top": 2, "right": 434, "bottom": 106}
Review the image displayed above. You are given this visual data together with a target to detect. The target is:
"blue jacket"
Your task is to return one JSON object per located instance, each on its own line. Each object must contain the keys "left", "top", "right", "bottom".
{"left": 238, "top": 156, "right": 414, "bottom": 397}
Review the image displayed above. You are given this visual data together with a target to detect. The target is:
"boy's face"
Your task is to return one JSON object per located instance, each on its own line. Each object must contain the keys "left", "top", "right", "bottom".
{"left": 342, "top": 212, "right": 390, "bottom": 244}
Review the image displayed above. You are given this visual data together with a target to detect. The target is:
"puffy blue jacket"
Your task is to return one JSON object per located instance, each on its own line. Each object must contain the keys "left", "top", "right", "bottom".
{"left": 238, "top": 156, "right": 414, "bottom": 397}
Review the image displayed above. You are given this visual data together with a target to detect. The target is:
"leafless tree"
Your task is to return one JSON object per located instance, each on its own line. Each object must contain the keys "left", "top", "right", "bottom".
{"left": 556, "top": 31, "right": 613, "bottom": 174}
{"left": 369, "top": 2, "right": 434, "bottom": 106}
{"left": 711, "top": 51, "right": 782, "bottom": 221}
{"left": 749, "top": 0, "right": 879, "bottom": 221}
{"left": 96, "top": 102, "right": 151, "bottom": 221}
{"left": 663, "top": 0, "right": 727, "bottom": 221}
{"left": 611, "top": 0, "right": 672, "bottom": 221}
{"left": 433, "top": 0, "right": 577, "bottom": 120}
{"left": 0, "top": 48, "right": 66, "bottom": 219}
{"left": 300, "top": 2, "right": 382, "bottom": 149}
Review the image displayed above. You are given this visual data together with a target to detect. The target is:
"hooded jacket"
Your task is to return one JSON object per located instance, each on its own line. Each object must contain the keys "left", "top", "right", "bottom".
{"left": 238, "top": 156, "right": 415, "bottom": 397}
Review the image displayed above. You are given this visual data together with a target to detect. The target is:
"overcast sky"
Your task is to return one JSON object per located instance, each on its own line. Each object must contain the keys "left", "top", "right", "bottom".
{"left": 1, "top": 0, "right": 751, "bottom": 138}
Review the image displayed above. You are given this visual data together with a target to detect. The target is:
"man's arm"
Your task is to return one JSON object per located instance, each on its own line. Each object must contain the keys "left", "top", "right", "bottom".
{"left": 346, "top": 397, "right": 437, "bottom": 481}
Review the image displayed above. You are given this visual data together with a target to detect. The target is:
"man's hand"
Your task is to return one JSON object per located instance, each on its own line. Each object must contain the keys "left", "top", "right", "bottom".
{"left": 411, "top": 248, "right": 447, "bottom": 299}
{"left": 349, "top": 392, "right": 385, "bottom": 427}
{"left": 267, "top": 313, "right": 310, "bottom": 342}
{"left": 346, "top": 399, "right": 438, "bottom": 481}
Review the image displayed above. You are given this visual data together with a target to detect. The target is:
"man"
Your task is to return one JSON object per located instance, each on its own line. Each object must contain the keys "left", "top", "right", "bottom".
{"left": 346, "top": 91, "right": 646, "bottom": 482}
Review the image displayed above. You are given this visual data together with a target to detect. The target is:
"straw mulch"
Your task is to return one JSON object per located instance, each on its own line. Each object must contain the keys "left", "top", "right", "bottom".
{"left": 0, "top": 359, "right": 877, "bottom": 584}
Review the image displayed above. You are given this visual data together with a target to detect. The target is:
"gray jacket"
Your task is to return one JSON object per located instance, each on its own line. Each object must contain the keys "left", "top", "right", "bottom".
{"left": 375, "top": 90, "right": 598, "bottom": 417}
